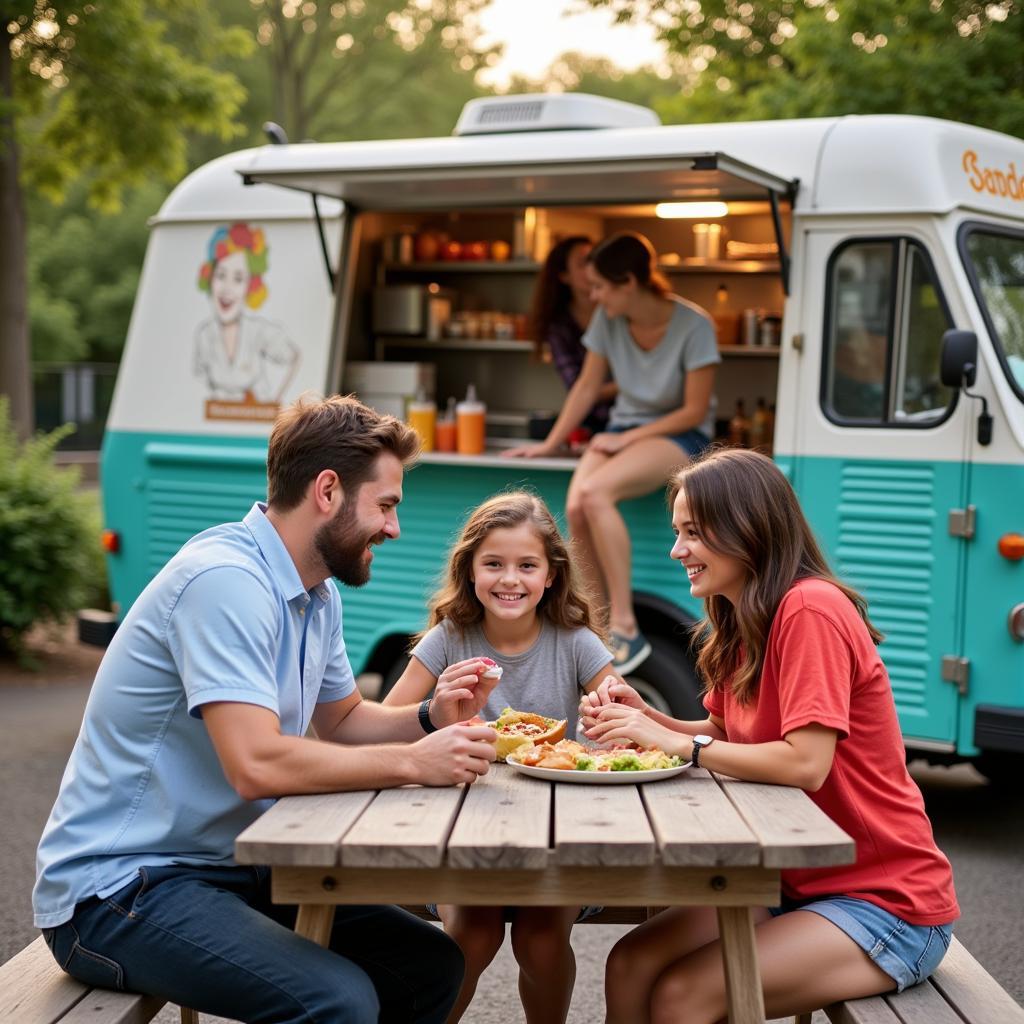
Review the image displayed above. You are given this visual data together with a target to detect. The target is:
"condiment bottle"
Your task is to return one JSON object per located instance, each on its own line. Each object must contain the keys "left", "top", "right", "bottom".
{"left": 456, "top": 383, "right": 486, "bottom": 455}
{"left": 728, "top": 398, "right": 750, "bottom": 447}
{"left": 436, "top": 397, "right": 457, "bottom": 452}
{"left": 713, "top": 283, "right": 740, "bottom": 347}
{"left": 407, "top": 388, "right": 436, "bottom": 453}
{"left": 749, "top": 397, "right": 769, "bottom": 453}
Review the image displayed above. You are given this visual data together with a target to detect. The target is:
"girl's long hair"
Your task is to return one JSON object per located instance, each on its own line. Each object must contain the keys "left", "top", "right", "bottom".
{"left": 530, "top": 235, "right": 591, "bottom": 359}
{"left": 587, "top": 231, "right": 670, "bottom": 298}
{"left": 421, "top": 491, "right": 602, "bottom": 641}
{"left": 668, "top": 448, "right": 882, "bottom": 704}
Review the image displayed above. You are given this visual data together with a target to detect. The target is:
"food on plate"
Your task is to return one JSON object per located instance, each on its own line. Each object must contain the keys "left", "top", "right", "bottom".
{"left": 508, "top": 739, "right": 684, "bottom": 772}
{"left": 479, "top": 657, "right": 503, "bottom": 680}
{"left": 488, "top": 706, "right": 567, "bottom": 761}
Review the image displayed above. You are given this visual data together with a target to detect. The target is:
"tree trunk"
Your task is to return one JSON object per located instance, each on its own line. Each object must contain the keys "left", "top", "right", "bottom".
{"left": 0, "top": 38, "right": 33, "bottom": 439}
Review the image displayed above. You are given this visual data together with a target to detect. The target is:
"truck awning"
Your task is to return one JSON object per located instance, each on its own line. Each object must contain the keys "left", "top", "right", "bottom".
{"left": 239, "top": 150, "right": 795, "bottom": 209}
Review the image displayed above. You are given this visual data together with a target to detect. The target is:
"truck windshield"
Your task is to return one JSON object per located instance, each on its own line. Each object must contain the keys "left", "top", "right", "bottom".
{"left": 963, "top": 228, "right": 1024, "bottom": 401}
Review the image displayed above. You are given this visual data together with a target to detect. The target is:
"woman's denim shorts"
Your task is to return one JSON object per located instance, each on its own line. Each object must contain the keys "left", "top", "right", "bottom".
{"left": 770, "top": 894, "right": 953, "bottom": 992}
{"left": 606, "top": 423, "right": 711, "bottom": 459}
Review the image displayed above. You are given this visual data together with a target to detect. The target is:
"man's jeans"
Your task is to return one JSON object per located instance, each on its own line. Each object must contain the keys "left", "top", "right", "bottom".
{"left": 41, "top": 864, "right": 464, "bottom": 1023}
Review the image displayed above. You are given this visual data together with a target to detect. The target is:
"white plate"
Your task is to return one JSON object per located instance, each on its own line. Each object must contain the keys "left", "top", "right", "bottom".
{"left": 505, "top": 759, "right": 691, "bottom": 785}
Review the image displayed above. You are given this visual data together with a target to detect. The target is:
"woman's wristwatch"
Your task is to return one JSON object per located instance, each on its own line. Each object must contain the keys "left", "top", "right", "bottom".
{"left": 690, "top": 733, "right": 714, "bottom": 768}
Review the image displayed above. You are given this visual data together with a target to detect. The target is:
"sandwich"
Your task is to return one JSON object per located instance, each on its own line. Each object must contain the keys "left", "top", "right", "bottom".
{"left": 488, "top": 706, "right": 567, "bottom": 762}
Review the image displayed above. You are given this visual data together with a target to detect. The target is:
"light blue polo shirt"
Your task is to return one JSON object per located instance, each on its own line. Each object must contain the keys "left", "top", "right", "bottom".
{"left": 33, "top": 503, "right": 355, "bottom": 928}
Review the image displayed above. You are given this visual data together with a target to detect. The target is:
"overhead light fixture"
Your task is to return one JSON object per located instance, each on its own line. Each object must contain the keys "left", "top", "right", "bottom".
{"left": 656, "top": 202, "right": 729, "bottom": 219}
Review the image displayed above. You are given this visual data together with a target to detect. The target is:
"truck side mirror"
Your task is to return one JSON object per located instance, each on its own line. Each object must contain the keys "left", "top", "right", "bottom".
{"left": 940, "top": 329, "right": 978, "bottom": 388}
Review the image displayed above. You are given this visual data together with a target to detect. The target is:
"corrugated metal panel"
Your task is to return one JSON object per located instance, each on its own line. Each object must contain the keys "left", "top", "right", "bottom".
{"left": 835, "top": 463, "right": 936, "bottom": 709}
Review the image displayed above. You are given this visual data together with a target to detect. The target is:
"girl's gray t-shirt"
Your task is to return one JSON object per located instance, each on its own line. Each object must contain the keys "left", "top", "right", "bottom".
{"left": 583, "top": 296, "right": 720, "bottom": 436}
{"left": 410, "top": 618, "right": 613, "bottom": 737}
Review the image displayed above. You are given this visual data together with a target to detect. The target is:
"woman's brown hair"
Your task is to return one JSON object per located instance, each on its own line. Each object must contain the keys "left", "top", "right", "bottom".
{"left": 587, "top": 231, "right": 670, "bottom": 298}
{"left": 668, "top": 448, "right": 882, "bottom": 704}
{"left": 420, "top": 491, "right": 603, "bottom": 641}
{"left": 530, "top": 235, "right": 591, "bottom": 359}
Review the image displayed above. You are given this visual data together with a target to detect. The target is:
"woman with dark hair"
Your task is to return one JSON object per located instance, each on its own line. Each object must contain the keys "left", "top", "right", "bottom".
{"left": 581, "top": 448, "right": 958, "bottom": 1023}
{"left": 530, "top": 235, "right": 614, "bottom": 432}
{"left": 507, "top": 231, "right": 719, "bottom": 674}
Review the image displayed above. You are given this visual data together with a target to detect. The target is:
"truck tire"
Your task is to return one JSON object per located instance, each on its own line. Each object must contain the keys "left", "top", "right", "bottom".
{"left": 624, "top": 632, "right": 704, "bottom": 719}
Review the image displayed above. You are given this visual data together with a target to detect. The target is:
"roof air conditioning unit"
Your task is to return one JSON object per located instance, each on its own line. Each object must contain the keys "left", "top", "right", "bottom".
{"left": 453, "top": 92, "right": 661, "bottom": 136}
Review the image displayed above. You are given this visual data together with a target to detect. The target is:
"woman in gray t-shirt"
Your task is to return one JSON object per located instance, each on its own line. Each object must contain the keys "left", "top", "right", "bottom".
{"left": 505, "top": 231, "right": 720, "bottom": 676}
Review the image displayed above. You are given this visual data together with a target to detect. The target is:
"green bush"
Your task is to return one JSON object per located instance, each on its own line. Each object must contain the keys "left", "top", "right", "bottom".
{"left": 0, "top": 397, "right": 108, "bottom": 659}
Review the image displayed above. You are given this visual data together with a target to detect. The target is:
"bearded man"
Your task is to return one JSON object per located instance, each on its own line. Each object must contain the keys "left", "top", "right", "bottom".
{"left": 34, "top": 394, "right": 498, "bottom": 1023}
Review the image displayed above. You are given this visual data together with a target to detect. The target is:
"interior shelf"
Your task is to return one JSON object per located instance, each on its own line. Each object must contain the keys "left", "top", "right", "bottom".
{"left": 381, "top": 260, "right": 540, "bottom": 273}
{"left": 718, "top": 344, "right": 781, "bottom": 357}
{"left": 376, "top": 336, "right": 534, "bottom": 354}
{"left": 660, "top": 258, "right": 780, "bottom": 274}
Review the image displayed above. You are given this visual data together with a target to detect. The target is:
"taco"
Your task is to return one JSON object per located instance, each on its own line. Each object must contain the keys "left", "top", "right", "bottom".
{"left": 488, "top": 706, "right": 567, "bottom": 762}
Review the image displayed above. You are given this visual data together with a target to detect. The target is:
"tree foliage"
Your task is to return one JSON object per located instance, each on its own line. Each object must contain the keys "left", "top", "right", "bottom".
{"left": 0, "top": 397, "right": 106, "bottom": 660}
{"left": 583, "top": 0, "right": 1024, "bottom": 136}
{"left": 239, "top": 0, "right": 498, "bottom": 142}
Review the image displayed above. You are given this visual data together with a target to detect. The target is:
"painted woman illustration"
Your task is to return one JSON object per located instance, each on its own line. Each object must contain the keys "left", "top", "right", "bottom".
{"left": 194, "top": 223, "right": 299, "bottom": 408}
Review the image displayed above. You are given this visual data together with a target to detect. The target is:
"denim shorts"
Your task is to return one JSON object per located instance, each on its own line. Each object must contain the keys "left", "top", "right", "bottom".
{"left": 769, "top": 894, "right": 954, "bottom": 992}
{"left": 606, "top": 423, "right": 711, "bottom": 459}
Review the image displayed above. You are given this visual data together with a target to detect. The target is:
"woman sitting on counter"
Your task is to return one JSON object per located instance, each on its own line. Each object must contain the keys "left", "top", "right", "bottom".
{"left": 531, "top": 235, "right": 615, "bottom": 434}
{"left": 505, "top": 231, "right": 719, "bottom": 674}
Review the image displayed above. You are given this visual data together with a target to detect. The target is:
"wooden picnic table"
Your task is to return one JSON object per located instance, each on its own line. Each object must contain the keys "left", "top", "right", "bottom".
{"left": 235, "top": 763, "right": 855, "bottom": 1024}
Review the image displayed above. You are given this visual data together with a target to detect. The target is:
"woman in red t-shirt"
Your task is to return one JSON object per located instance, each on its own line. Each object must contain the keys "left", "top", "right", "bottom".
{"left": 580, "top": 447, "right": 958, "bottom": 1023}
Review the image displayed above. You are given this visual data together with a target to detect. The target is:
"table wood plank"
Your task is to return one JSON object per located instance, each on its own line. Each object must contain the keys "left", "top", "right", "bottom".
{"left": 340, "top": 786, "right": 465, "bottom": 868}
{"left": 717, "top": 778, "right": 856, "bottom": 868}
{"left": 929, "top": 936, "right": 1024, "bottom": 1023}
{"left": 273, "top": 865, "right": 781, "bottom": 907}
{"left": 234, "top": 792, "right": 375, "bottom": 867}
{"left": 641, "top": 770, "right": 761, "bottom": 866}
{"left": 446, "top": 766, "right": 552, "bottom": 869}
{"left": 554, "top": 782, "right": 655, "bottom": 865}
{"left": 880, "top": 980, "right": 965, "bottom": 1024}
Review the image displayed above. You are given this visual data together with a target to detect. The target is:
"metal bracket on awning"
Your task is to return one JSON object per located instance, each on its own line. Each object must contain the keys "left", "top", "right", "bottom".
{"left": 311, "top": 193, "right": 335, "bottom": 291}
{"left": 691, "top": 154, "right": 796, "bottom": 295}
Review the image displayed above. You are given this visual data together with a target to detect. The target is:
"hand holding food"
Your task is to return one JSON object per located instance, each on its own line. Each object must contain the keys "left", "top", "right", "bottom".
{"left": 579, "top": 676, "right": 647, "bottom": 730}
{"left": 583, "top": 703, "right": 683, "bottom": 755}
{"left": 411, "top": 722, "right": 497, "bottom": 786}
{"left": 431, "top": 657, "right": 502, "bottom": 727}
{"left": 488, "top": 706, "right": 567, "bottom": 761}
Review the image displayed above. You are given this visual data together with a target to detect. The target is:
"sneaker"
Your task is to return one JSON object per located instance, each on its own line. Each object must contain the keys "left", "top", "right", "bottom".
{"left": 609, "top": 630, "right": 652, "bottom": 675}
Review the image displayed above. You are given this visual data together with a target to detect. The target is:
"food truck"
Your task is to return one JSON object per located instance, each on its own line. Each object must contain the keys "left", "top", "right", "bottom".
{"left": 95, "top": 93, "right": 1024, "bottom": 782}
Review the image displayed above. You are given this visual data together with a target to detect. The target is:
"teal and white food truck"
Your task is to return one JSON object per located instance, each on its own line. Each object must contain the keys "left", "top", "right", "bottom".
{"left": 96, "top": 94, "right": 1024, "bottom": 781}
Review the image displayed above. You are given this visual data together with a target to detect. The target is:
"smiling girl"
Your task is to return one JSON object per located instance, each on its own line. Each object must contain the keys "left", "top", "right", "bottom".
{"left": 385, "top": 491, "right": 617, "bottom": 1024}
{"left": 580, "top": 448, "right": 959, "bottom": 1023}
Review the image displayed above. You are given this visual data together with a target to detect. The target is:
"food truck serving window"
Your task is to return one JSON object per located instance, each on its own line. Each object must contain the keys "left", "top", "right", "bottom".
{"left": 821, "top": 238, "right": 955, "bottom": 428}
{"left": 959, "top": 224, "right": 1024, "bottom": 404}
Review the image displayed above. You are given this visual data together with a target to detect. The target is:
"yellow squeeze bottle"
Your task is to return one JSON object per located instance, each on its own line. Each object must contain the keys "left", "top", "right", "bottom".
{"left": 407, "top": 388, "right": 436, "bottom": 452}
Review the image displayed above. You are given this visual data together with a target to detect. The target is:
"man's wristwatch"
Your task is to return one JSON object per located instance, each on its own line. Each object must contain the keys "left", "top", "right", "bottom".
{"left": 418, "top": 698, "right": 438, "bottom": 735}
{"left": 691, "top": 734, "right": 714, "bottom": 769}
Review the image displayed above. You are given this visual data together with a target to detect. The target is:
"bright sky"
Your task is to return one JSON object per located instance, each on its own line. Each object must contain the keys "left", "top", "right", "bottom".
{"left": 477, "top": 0, "right": 667, "bottom": 87}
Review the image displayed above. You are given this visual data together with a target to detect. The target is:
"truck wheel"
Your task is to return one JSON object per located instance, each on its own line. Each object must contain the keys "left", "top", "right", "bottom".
{"left": 624, "top": 633, "right": 703, "bottom": 719}
{"left": 973, "top": 751, "right": 1023, "bottom": 790}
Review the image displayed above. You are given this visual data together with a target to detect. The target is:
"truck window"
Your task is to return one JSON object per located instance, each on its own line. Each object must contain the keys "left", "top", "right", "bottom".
{"left": 960, "top": 226, "right": 1024, "bottom": 401}
{"left": 823, "top": 238, "right": 954, "bottom": 426}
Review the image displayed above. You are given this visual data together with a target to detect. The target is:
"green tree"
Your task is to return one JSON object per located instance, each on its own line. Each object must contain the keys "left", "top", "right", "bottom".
{"left": 1, "top": 1, "right": 250, "bottom": 438}
{"left": 582, "top": 0, "right": 1024, "bottom": 135}
{"left": 505, "top": 52, "right": 683, "bottom": 115}
{"left": 241, "top": 0, "right": 498, "bottom": 143}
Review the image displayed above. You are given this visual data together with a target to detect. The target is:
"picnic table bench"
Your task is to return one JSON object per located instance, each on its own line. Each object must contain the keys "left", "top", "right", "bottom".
{"left": 0, "top": 934, "right": 197, "bottom": 1024}
{"left": 235, "top": 762, "right": 855, "bottom": 1024}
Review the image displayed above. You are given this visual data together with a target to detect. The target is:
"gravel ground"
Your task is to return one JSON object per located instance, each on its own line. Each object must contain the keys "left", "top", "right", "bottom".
{"left": 2, "top": 652, "right": 1020, "bottom": 1023}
